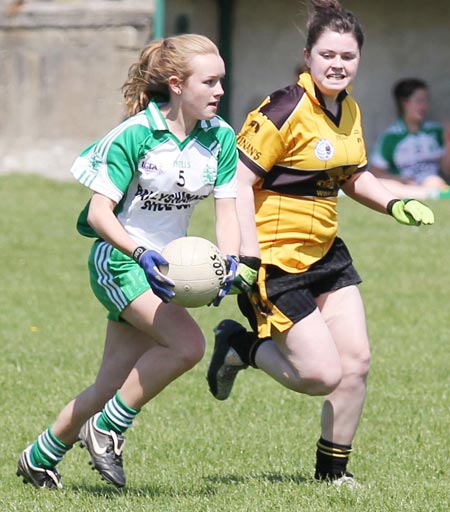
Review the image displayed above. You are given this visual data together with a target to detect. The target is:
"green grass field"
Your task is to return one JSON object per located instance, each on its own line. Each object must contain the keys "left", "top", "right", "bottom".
{"left": 1, "top": 174, "right": 449, "bottom": 511}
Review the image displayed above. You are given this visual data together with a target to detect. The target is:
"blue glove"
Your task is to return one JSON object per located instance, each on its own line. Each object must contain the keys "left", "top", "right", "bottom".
{"left": 211, "top": 255, "right": 238, "bottom": 307}
{"left": 387, "top": 199, "right": 435, "bottom": 226}
{"left": 132, "top": 246, "right": 175, "bottom": 303}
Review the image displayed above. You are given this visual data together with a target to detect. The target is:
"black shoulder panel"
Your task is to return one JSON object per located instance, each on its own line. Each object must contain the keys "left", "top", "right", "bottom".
{"left": 259, "top": 84, "right": 305, "bottom": 129}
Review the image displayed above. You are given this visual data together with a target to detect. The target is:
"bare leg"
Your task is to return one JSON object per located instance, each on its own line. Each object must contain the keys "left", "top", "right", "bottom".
{"left": 51, "top": 320, "right": 151, "bottom": 444}
{"left": 51, "top": 290, "right": 204, "bottom": 445}
{"left": 252, "top": 285, "right": 369, "bottom": 445}
{"left": 254, "top": 308, "right": 343, "bottom": 395}
{"left": 317, "top": 286, "right": 371, "bottom": 445}
{"left": 118, "top": 291, "right": 205, "bottom": 408}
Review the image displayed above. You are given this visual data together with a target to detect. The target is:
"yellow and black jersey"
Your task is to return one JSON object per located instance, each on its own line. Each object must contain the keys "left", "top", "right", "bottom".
{"left": 237, "top": 72, "right": 367, "bottom": 273}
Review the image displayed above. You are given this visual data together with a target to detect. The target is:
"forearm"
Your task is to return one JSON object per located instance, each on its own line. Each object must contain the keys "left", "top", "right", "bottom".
{"left": 369, "top": 165, "right": 391, "bottom": 180}
{"left": 237, "top": 182, "right": 260, "bottom": 257}
{"left": 214, "top": 197, "right": 240, "bottom": 256}
{"left": 87, "top": 193, "right": 140, "bottom": 257}
{"left": 370, "top": 165, "right": 412, "bottom": 184}
{"left": 342, "top": 171, "right": 397, "bottom": 214}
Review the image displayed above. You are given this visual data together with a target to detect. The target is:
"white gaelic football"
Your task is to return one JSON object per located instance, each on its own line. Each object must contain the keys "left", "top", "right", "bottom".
{"left": 161, "top": 236, "right": 227, "bottom": 308}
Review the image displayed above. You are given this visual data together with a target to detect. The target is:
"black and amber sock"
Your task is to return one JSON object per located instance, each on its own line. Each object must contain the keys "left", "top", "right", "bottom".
{"left": 229, "top": 331, "right": 268, "bottom": 368}
{"left": 314, "top": 437, "right": 353, "bottom": 480}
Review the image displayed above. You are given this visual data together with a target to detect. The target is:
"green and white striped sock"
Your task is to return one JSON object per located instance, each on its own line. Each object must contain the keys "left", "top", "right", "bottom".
{"left": 96, "top": 391, "right": 140, "bottom": 434}
{"left": 30, "top": 427, "right": 72, "bottom": 469}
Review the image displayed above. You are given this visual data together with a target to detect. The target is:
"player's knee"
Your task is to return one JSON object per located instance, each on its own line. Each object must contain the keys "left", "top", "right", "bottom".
{"left": 307, "top": 366, "right": 342, "bottom": 395}
{"left": 290, "top": 364, "right": 342, "bottom": 395}
{"left": 343, "top": 349, "right": 371, "bottom": 385}
{"left": 174, "top": 336, "right": 205, "bottom": 371}
{"left": 358, "top": 350, "right": 371, "bottom": 379}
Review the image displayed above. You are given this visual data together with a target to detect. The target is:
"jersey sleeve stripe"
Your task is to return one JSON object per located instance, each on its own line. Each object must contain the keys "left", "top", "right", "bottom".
{"left": 95, "top": 114, "right": 149, "bottom": 158}
{"left": 238, "top": 150, "right": 267, "bottom": 178}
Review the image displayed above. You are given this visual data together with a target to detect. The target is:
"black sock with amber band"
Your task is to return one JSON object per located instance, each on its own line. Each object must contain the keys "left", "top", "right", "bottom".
{"left": 314, "top": 437, "right": 353, "bottom": 480}
{"left": 228, "top": 331, "right": 269, "bottom": 368}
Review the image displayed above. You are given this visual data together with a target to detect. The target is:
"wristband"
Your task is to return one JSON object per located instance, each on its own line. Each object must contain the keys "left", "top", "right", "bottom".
{"left": 239, "top": 255, "right": 262, "bottom": 271}
{"left": 386, "top": 199, "right": 401, "bottom": 216}
{"left": 132, "top": 246, "right": 147, "bottom": 263}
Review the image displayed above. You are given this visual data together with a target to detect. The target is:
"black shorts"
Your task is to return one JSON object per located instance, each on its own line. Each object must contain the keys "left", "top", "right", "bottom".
{"left": 238, "top": 237, "right": 361, "bottom": 332}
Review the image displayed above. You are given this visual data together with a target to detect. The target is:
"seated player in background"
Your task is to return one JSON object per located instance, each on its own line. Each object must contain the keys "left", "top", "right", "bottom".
{"left": 369, "top": 78, "right": 450, "bottom": 200}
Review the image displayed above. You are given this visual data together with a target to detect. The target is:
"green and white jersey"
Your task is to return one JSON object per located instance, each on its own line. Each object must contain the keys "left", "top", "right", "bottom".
{"left": 370, "top": 119, "right": 445, "bottom": 184}
{"left": 71, "top": 101, "right": 238, "bottom": 251}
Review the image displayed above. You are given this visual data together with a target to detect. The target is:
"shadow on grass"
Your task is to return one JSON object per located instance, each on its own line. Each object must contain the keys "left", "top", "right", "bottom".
{"left": 68, "top": 471, "right": 308, "bottom": 498}
{"left": 69, "top": 482, "right": 219, "bottom": 499}
{"left": 205, "top": 471, "right": 308, "bottom": 486}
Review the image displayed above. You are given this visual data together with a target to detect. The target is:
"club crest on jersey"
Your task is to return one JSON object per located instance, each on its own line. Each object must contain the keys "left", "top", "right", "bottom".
{"left": 202, "top": 164, "right": 216, "bottom": 185}
{"left": 314, "top": 138, "right": 335, "bottom": 161}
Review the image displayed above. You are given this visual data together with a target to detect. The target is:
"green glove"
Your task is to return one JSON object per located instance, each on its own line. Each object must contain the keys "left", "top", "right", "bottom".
{"left": 387, "top": 199, "right": 435, "bottom": 226}
{"left": 230, "top": 256, "right": 261, "bottom": 294}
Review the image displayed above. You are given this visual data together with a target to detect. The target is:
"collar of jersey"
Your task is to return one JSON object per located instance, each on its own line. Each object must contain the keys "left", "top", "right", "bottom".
{"left": 397, "top": 118, "right": 424, "bottom": 135}
{"left": 145, "top": 100, "right": 171, "bottom": 131}
{"left": 145, "top": 99, "right": 203, "bottom": 138}
{"left": 298, "top": 72, "right": 349, "bottom": 108}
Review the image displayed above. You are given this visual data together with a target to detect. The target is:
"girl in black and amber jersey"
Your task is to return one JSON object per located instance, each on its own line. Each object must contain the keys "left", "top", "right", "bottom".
{"left": 207, "top": 0, "right": 434, "bottom": 486}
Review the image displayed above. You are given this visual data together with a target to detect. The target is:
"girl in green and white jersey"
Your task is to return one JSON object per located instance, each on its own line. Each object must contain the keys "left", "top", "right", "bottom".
{"left": 370, "top": 78, "right": 450, "bottom": 200}
{"left": 17, "top": 34, "right": 242, "bottom": 490}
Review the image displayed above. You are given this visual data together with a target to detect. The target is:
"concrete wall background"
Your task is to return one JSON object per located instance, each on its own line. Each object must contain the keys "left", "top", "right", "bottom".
{"left": 0, "top": 0, "right": 153, "bottom": 179}
{"left": 1, "top": 0, "right": 449, "bottom": 179}
{"left": 353, "top": 1, "right": 450, "bottom": 148}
